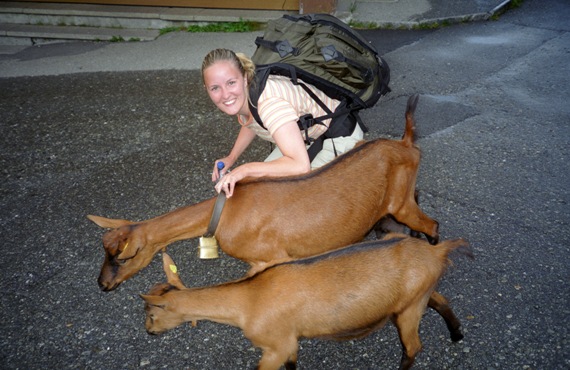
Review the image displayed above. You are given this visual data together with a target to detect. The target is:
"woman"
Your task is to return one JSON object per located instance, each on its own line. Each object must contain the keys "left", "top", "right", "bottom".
{"left": 202, "top": 48, "right": 363, "bottom": 198}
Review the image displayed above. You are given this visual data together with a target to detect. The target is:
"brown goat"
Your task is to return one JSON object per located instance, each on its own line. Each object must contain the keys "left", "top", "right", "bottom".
{"left": 142, "top": 234, "right": 471, "bottom": 370}
{"left": 88, "top": 94, "right": 438, "bottom": 292}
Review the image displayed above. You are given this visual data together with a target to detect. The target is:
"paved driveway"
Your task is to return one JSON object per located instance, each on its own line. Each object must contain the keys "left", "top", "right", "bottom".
{"left": 0, "top": 1, "right": 568, "bottom": 368}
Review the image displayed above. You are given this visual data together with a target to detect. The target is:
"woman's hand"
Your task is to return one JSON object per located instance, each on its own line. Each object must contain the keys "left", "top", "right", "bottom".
{"left": 212, "top": 126, "right": 256, "bottom": 182}
{"left": 212, "top": 157, "right": 234, "bottom": 182}
{"left": 215, "top": 165, "right": 247, "bottom": 198}
{"left": 214, "top": 121, "right": 310, "bottom": 198}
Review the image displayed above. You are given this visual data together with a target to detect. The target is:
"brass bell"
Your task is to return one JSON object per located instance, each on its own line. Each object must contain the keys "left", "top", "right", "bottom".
{"left": 199, "top": 162, "right": 226, "bottom": 260}
{"left": 198, "top": 235, "right": 219, "bottom": 259}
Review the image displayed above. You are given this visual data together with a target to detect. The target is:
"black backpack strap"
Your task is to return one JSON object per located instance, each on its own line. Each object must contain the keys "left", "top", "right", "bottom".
{"left": 248, "top": 67, "right": 271, "bottom": 127}
{"left": 248, "top": 66, "right": 366, "bottom": 161}
{"left": 248, "top": 95, "right": 263, "bottom": 128}
{"left": 321, "top": 45, "right": 373, "bottom": 84}
{"left": 288, "top": 64, "right": 370, "bottom": 136}
{"left": 254, "top": 37, "right": 300, "bottom": 58}
{"left": 306, "top": 135, "right": 325, "bottom": 161}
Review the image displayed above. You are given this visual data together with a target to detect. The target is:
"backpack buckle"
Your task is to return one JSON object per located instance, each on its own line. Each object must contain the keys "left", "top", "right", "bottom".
{"left": 276, "top": 40, "right": 295, "bottom": 58}
{"left": 321, "top": 45, "right": 339, "bottom": 62}
{"left": 298, "top": 114, "right": 315, "bottom": 144}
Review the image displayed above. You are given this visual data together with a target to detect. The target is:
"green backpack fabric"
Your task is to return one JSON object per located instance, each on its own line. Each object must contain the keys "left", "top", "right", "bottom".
{"left": 248, "top": 13, "right": 391, "bottom": 160}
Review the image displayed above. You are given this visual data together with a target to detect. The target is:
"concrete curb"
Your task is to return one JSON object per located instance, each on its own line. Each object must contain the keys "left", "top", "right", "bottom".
{"left": 0, "top": 23, "right": 159, "bottom": 42}
{"left": 0, "top": 0, "right": 513, "bottom": 44}
{"left": 338, "top": 0, "right": 513, "bottom": 29}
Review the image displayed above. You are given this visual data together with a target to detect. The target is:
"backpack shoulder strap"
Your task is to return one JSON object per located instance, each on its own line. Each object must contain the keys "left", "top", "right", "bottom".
{"left": 248, "top": 67, "right": 271, "bottom": 128}
{"left": 249, "top": 65, "right": 335, "bottom": 128}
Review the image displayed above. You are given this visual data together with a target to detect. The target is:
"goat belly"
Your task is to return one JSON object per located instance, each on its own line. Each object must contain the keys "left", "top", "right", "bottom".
{"left": 316, "top": 317, "right": 392, "bottom": 341}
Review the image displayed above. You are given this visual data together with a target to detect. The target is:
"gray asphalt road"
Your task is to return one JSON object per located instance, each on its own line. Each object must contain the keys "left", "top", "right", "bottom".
{"left": 1, "top": 0, "right": 568, "bottom": 369}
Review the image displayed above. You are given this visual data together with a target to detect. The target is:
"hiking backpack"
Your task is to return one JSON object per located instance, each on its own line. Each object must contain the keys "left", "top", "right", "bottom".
{"left": 248, "top": 13, "right": 391, "bottom": 160}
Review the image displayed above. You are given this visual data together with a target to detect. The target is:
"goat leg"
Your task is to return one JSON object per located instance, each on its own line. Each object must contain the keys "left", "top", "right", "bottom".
{"left": 284, "top": 360, "right": 296, "bottom": 370}
{"left": 399, "top": 351, "right": 416, "bottom": 370}
{"left": 409, "top": 189, "right": 422, "bottom": 239}
{"left": 375, "top": 190, "right": 426, "bottom": 239}
{"left": 392, "top": 204, "right": 440, "bottom": 245}
{"left": 394, "top": 307, "right": 423, "bottom": 370}
{"left": 428, "top": 291, "right": 464, "bottom": 342}
{"left": 255, "top": 337, "right": 298, "bottom": 370}
{"left": 373, "top": 215, "right": 407, "bottom": 239}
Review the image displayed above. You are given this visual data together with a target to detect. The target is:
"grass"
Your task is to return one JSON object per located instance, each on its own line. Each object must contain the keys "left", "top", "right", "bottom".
{"left": 159, "top": 19, "right": 263, "bottom": 36}
{"left": 348, "top": 0, "right": 524, "bottom": 30}
{"left": 349, "top": 20, "right": 450, "bottom": 31}
{"left": 491, "top": 0, "right": 524, "bottom": 20}
{"left": 348, "top": 20, "right": 379, "bottom": 30}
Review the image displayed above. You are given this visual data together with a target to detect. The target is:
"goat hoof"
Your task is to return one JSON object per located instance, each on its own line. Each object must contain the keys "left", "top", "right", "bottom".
{"left": 450, "top": 330, "right": 464, "bottom": 342}
{"left": 427, "top": 234, "right": 439, "bottom": 245}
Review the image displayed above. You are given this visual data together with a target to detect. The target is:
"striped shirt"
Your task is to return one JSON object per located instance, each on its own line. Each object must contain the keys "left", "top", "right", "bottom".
{"left": 238, "top": 75, "right": 340, "bottom": 143}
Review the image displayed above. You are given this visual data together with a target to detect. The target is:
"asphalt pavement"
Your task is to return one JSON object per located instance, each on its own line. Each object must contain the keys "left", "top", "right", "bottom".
{"left": 0, "top": 0, "right": 569, "bottom": 369}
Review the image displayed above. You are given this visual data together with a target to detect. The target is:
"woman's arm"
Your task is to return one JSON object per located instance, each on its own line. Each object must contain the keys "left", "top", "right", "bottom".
{"left": 216, "top": 120, "right": 310, "bottom": 197}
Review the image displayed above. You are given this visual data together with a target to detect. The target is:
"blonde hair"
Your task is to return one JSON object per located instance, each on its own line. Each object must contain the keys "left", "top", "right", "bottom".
{"left": 201, "top": 48, "right": 256, "bottom": 85}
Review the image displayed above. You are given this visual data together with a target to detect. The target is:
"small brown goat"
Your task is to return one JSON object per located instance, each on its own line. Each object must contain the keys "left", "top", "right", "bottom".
{"left": 142, "top": 234, "right": 471, "bottom": 370}
{"left": 88, "top": 94, "right": 438, "bottom": 291}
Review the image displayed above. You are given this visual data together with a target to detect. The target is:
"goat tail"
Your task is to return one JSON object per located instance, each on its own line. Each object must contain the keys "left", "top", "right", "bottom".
{"left": 402, "top": 94, "right": 419, "bottom": 147}
{"left": 438, "top": 238, "right": 474, "bottom": 262}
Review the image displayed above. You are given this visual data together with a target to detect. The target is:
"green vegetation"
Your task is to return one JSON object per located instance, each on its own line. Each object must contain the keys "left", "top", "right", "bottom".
{"left": 159, "top": 26, "right": 186, "bottom": 35}
{"left": 492, "top": 0, "right": 524, "bottom": 20}
{"left": 348, "top": 0, "right": 524, "bottom": 30}
{"left": 413, "top": 21, "right": 442, "bottom": 30}
{"left": 159, "top": 19, "right": 263, "bottom": 36}
{"left": 348, "top": 20, "right": 378, "bottom": 30}
{"left": 349, "top": 1, "right": 357, "bottom": 14}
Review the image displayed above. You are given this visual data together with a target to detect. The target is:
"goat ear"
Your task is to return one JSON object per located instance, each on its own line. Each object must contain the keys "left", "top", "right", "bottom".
{"left": 87, "top": 214, "right": 134, "bottom": 229}
{"left": 116, "top": 240, "right": 139, "bottom": 261}
{"left": 140, "top": 294, "right": 167, "bottom": 309}
{"left": 162, "top": 253, "right": 186, "bottom": 289}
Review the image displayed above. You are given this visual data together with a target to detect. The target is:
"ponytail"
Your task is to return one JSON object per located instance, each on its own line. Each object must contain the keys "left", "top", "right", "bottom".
{"left": 235, "top": 52, "right": 256, "bottom": 85}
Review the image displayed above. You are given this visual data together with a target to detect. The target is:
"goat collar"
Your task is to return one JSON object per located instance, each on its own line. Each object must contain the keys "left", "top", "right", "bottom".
{"left": 203, "top": 192, "right": 226, "bottom": 238}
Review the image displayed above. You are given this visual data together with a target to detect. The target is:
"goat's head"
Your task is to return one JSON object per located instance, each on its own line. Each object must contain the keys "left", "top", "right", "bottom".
{"left": 140, "top": 253, "right": 187, "bottom": 335}
{"left": 88, "top": 214, "right": 156, "bottom": 291}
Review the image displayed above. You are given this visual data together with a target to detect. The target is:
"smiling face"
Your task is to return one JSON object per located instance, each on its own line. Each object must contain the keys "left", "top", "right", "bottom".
{"left": 203, "top": 60, "right": 249, "bottom": 117}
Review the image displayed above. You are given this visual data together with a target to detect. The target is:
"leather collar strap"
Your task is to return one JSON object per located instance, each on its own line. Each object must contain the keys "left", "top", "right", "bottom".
{"left": 203, "top": 191, "right": 226, "bottom": 238}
